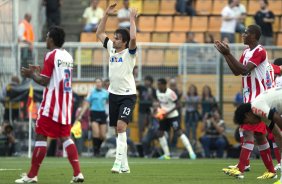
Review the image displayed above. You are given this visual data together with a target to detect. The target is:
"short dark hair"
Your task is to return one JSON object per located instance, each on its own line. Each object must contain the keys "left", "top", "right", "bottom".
{"left": 274, "top": 58, "right": 282, "bottom": 66}
{"left": 48, "top": 26, "right": 65, "bottom": 47}
{"left": 158, "top": 78, "right": 167, "bottom": 85}
{"left": 248, "top": 25, "right": 262, "bottom": 41}
{"left": 263, "top": 0, "right": 269, "bottom": 5}
{"left": 234, "top": 103, "right": 252, "bottom": 125}
{"left": 145, "top": 75, "right": 154, "bottom": 83}
{"left": 115, "top": 28, "right": 130, "bottom": 48}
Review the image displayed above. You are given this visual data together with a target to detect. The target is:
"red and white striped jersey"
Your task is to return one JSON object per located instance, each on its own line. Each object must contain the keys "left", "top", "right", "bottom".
{"left": 39, "top": 49, "right": 74, "bottom": 125}
{"left": 239, "top": 45, "right": 269, "bottom": 103}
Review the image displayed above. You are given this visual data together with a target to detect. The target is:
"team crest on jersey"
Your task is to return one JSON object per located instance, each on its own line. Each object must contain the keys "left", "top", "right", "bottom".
{"left": 265, "top": 71, "right": 272, "bottom": 88}
{"left": 110, "top": 56, "right": 123, "bottom": 63}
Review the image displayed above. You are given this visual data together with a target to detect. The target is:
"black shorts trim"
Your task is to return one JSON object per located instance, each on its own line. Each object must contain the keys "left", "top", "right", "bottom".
{"left": 109, "top": 93, "right": 137, "bottom": 127}
{"left": 90, "top": 111, "right": 107, "bottom": 124}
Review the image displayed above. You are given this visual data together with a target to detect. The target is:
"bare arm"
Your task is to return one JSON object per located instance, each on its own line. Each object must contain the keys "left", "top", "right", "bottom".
{"left": 76, "top": 101, "right": 90, "bottom": 121}
{"left": 128, "top": 8, "right": 137, "bottom": 50}
{"left": 96, "top": 1, "right": 117, "bottom": 43}
{"left": 21, "top": 66, "right": 50, "bottom": 86}
{"left": 214, "top": 41, "right": 256, "bottom": 76}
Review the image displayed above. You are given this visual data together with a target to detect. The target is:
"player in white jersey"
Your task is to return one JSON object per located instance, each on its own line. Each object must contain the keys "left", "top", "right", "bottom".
{"left": 156, "top": 78, "right": 196, "bottom": 160}
{"left": 215, "top": 24, "right": 276, "bottom": 179}
{"left": 96, "top": 1, "right": 137, "bottom": 174}
{"left": 234, "top": 87, "right": 282, "bottom": 184}
{"left": 16, "top": 26, "right": 84, "bottom": 183}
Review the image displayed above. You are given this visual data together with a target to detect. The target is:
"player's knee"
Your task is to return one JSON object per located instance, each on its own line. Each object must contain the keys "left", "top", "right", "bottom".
{"left": 176, "top": 129, "right": 183, "bottom": 137}
{"left": 157, "top": 131, "right": 164, "bottom": 137}
{"left": 35, "top": 134, "right": 47, "bottom": 141}
{"left": 116, "top": 120, "right": 127, "bottom": 133}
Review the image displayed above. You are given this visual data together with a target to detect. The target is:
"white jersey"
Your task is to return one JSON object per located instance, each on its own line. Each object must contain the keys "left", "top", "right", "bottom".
{"left": 220, "top": 6, "right": 237, "bottom": 33}
{"left": 156, "top": 88, "right": 179, "bottom": 118}
{"left": 104, "top": 38, "right": 137, "bottom": 95}
{"left": 251, "top": 87, "right": 282, "bottom": 126}
{"left": 39, "top": 49, "right": 73, "bottom": 125}
{"left": 239, "top": 45, "right": 269, "bottom": 103}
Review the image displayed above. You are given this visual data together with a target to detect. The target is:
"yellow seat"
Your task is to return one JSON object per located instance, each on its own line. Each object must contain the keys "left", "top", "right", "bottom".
{"left": 130, "top": 0, "right": 143, "bottom": 13}
{"left": 75, "top": 49, "right": 92, "bottom": 65}
{"left": 146, "top": 49, "right": 164, "bottom": 66}
{"left": 273, "top": 16, "right": 280, "bottom": 32}
{"left": 152, "top": 33, "right": 169, "bottom": 43}
{"left": 138, "top": 16, "right": 155, "bottom": 32}
{"left": 155, "top": 16, "right": 173, "bottom": 32}
{"left": 196, "top": 0, "right": 212, "bottom": 15}
{"left": 190, "top": 16, "right": 208, "bottom": 32}
{"left": 164, "top": 49, "right": 179, "bottom": 66}
{"left": 106, "top": 16, "right": 118, "bottom": 32}
{"left": 92, "top": 49, "right": 104, "bottom": 65}
{"left": 208, "top": 16, "right": 222, "bottom": 32}
{"left": 137, "top": 32, "right": 151, "bottom": 42}
{"left": 194, "top": 33, "right": 204, "bottom": 43}
{"left": 247, "top": 0, "right": 261, "bottom": 15}
{"left": 169, "top": 32, "right": 186, "bottom": 43}
{"left": 277, "top": 33, "right": 282, "bottom": 46}
{"left": 159, "top": 0, "right": 176, "bottom": 15}
{"left": 173, "top": 16, "right": 190, "bottom": 32}
{"left": 142, "top": 0, "right": 159, "bottom": 14}
{"left": 99, "top": 0, "right": 108, "bottom": 10}
{"left": 212, "top": 0, "right": 227, "bottom": 15}
{"left": 80, "top": 33, "right": 97, "bottom": 42}
{"left": 268, "top": 0, "right": 282, "bottom": 15}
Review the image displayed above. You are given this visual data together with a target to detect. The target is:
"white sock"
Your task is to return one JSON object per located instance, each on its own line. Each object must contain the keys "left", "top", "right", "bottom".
{"left": 159, "top": 136, "right": 170, "bottom": 156}
{"left": 180, "top": 134, "right": 195, "bottom": 156}
{"left": 122, "top": 143, "right": 129, "bottom": 169}
{"left": 114, "top": 132, "right": 127, "bottom": 165}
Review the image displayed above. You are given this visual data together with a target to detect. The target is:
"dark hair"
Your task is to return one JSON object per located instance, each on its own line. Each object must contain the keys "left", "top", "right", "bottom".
{"left": 145, "top": 75, "right": 154, "bottom": 84}
{"left": 234, "top": 103, "right": 252, "bottom": 125}
{"left": 114, "top": 28, "right": 130, "bottom": 48}
{"left": 248, "top": 25, "right": 262, "bottom": 41}
{"left": 158, "top": 78, "right": 167, "bottom": 85}
{"left": 263, "top": 0, "right": 269, "bottom": 5}
{"left": 274, "top": 58, "right": 282, "bottom": 66}
{"left": 48, "top": 26, "right": 65, "bottom": 47}
{"left": 187, "top": 84, "right": 198, "bottom": 96}
{"left": 202, "top": 85, "right": 213, "bottom": 99}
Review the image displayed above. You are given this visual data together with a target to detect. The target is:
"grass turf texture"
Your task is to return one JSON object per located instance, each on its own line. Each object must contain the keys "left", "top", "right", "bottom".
{"left": 0, "top": 158, "right": 279, "bottom": 184}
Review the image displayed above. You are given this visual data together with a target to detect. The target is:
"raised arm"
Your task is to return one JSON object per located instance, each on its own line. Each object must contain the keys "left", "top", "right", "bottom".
{"left": 128, "top": 8, "right": 138, "bottom": 50}
{"left": 214, "top": 41, "right": 256, "bottom": 76}
{"left": 96, "top": 2, "right": 117, "bottom": 43}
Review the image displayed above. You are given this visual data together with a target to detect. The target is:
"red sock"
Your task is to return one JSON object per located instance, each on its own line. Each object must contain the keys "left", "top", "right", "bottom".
{"left": 273, "top": 143, "right": 281, "bottom": 164}
{"left": 28, "top": 141, "right": 47, "bottom": 178}
{"left": 237, "top": 141, "right": 253, "bottom": 172}
{"left": 64, "top": 139, "right": 81, "bottom": 176}
{"left": 259, "top": 142, "right": 275, "bottom": 173}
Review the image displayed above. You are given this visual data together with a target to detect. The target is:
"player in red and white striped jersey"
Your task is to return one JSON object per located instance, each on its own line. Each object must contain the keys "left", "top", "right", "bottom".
{"left": 215, "top": 24, "right": 276, "bottom": 179}
{"left": 39, "top": 46, "right": 73, "bottom": 125}
{"left": 16, "top": 26, "right": 84, "bottom": 183}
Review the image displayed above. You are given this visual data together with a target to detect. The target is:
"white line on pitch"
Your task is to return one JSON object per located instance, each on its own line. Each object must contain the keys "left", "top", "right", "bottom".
{"left": 0, "top": 168, "right": 22, "bottom": 171}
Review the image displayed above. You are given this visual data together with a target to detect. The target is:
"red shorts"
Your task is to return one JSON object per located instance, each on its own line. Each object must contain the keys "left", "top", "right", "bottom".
{"left": 36, "top": 115, "right": 71, "bottom": 138}
{"left": 241, "top": 121, "right": 267, "bottom": 134}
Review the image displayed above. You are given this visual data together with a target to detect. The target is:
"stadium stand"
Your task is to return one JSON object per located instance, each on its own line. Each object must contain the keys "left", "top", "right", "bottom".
{"left": 195, "top": 0, "right": 213, "bottom": 15}
{"left": 142, "top": 0, "right": 159, "bottom": 15}
{"left": 190, "top": 16, "right": 208, "bottom": 32}
{"left": 155, "top": 16, "right": 173, "bottom": 32}
{"left": 159, "top": 0, "right": 176, "bottom": 15}
{"left": 169, "top": 32, "right": 186, "bottom": 43}
{"left": 172, "top": 16, "right": 190, "bottom": 32}
{"left": 138, "top": 16, "right": 155, "bottom": 32}
{"left": 211, "top": 0, "right": 227, "bottom": 15}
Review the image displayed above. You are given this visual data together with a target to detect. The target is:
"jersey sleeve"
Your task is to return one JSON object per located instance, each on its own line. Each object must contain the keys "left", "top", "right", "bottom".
{"left": 85, "top": 90, "right": 92, "bottom": 103}
{"left": 249, "top": 47, "right": 266, "bottom": 66}
{"left": 40, "top": 51, "right": 55, "bottom": 78}
{"left": 272, "top": 64, "right": 281, "bottom": 75}
{"left": 103, "top": 37, "right": 114, "bottom": 54}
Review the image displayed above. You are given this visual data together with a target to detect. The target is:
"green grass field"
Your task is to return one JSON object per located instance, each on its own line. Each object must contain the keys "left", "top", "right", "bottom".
{"left": 0, "top": 158, "right": 280, "bottom": 184}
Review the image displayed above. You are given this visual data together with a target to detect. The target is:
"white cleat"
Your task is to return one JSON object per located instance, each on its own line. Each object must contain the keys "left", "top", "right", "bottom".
{"left": 15, "top": 173, "right": 38, "bottom": 183}
{"left": 119, "top": 166, "right": 130, "bottom": 174}
{"left": 70, "top": 173, "right": 84, "bottom": 183}
{"left": 111, "top": 162, "right": 121, "bottom": 173}
{"left": 274, "top": 163, "right": 281, "bottom": 171}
